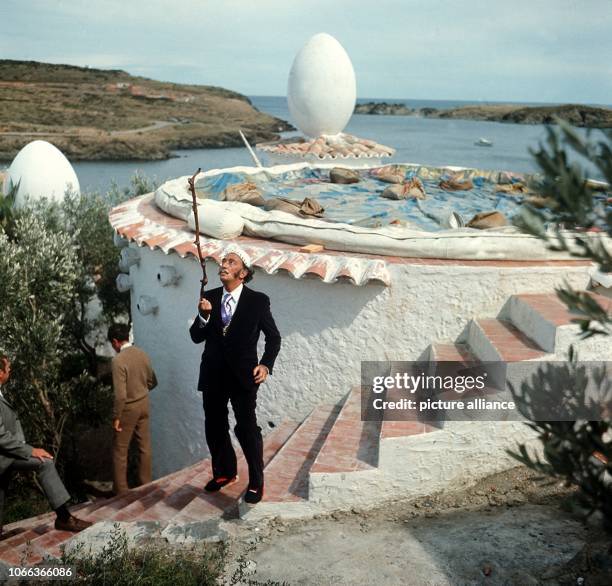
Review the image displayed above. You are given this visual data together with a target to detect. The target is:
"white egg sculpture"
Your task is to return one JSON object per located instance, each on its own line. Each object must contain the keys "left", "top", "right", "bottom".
{"left": 287, "top": 33, "right": 356, "bottom": 138}
{"left": 3, "top": 140, "right": 80, "bottom": 208}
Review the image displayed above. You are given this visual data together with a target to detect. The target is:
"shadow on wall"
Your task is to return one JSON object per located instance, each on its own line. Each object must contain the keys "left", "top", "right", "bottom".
{"left": 148, "top": 350, "right": 208, "bottom": 479}
{"left": 264, "top": 274, "right": 387, "bottom": 338}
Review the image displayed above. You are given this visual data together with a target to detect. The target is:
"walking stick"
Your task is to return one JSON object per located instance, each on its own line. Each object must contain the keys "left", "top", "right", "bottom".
{"left": 187, "top": 168, "right": 208, "bottom": 296}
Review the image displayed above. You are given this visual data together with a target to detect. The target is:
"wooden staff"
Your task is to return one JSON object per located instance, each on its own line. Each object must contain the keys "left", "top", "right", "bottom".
{"left": 187, "top": 168, "right": 208, "bottom": 295}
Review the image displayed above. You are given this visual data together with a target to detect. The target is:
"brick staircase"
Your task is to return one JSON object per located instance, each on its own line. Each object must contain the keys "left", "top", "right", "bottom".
{"left": 2, "top": 291, "right": 610, "bottom": 566}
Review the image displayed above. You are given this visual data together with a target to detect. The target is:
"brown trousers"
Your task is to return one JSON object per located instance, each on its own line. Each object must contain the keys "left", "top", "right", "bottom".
{"left": 112, "top": 395, "right": 152, "bottom": 495}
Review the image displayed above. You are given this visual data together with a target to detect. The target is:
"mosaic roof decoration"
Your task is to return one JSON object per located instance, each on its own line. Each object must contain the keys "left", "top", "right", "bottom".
{"left": 256, "top": 133, "right": 395, "bottom": 162}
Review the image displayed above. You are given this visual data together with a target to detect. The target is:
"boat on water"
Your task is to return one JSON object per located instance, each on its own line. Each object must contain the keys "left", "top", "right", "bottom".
{"left": 474, "top": 137, "right": 493, "bottom": 147}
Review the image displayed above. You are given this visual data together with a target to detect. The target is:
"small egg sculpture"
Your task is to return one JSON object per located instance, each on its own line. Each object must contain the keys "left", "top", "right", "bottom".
{"left": 4, "top": 140, "right": 80, "bottom": 208}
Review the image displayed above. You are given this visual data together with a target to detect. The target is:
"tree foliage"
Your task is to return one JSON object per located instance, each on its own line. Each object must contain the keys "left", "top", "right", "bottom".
{"left": 0, "top": 214, "right": 83, "bottom": 454}
{"left": 0, "top": 173, "right": 155, "bottom": 468}
{"left": 510, "top": 123, "right": 612, "bottom": 530}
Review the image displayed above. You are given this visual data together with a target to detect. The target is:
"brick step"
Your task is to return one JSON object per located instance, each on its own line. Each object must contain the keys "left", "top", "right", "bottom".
{"left": 504, "top": 292, "right": 612, "bottom": 353}
{"left": 0, "top": 421, "right": 301, "bottom": 565}
{"left": 0, "top": 461, "right": 213, "bottom": 564}
{"left": 0, "top": 498, "right": 104, "bottom": 558}
{"left": 86, "top": 456, "right": 208, "bottom": 517}
{"left": 258, "top": 404, "right": 341, "bottom": 504}
{"left": 166, "top": 418, "right": 301, "bottom": 525}
{"left": 0, "top": 500, "right": 92, "bottom": 540}
{"left": 430, "top": 342, "right": 476, "bottom": 363}
{"left": 0, "top": 528, "right": 45, "bottom": 553}
{"left": 85, "top": 458, "right": 211, "bottom": 523}
{"left": 0, "top": 508, "right": 95, "bottom": 565}
{"left": 504, "top": 293, "right": 577, "bottom": 353}
{"left": 0, "top": 454, "right": 208, "bottom": 539}
{"left": 0, "top": 539, "right": 48, "bottom": 566}
{"left": 378, "top": 344, "right": 472, "bottom": 441}
{"left": 380, "top": 417, "right": 439, "bottom": 440}
{"left": 96, "top": 461, "right": 210, "bottom": 523}
{"left": 466, "top": 318, "right": 547, "bottom": 362}
{"left": 138, "top": 467, "right": 214, "bottom": 523}
{"left": 160, "top": 457, "right": 250, "bottom": 526}
{"left": 311, "top": 388, "right": 379, "bottom": 474}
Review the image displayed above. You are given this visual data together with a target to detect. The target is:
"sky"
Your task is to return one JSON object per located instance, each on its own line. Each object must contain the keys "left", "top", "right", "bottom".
{"left": 1, "top": 0, "right": 611, "bottom": 104}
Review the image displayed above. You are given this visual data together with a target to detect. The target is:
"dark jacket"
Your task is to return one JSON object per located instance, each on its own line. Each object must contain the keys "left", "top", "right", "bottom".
{"left": 190, "top": 286, "right": 281, "bottom": 392}
{"left": 0, "top": 394, "right": 33, "bottom": 475}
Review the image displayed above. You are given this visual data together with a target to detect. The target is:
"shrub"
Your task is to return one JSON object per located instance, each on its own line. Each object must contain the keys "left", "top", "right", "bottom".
{"left": 58, "top": 525, "right": 225, "bottom": 586}
{"left": 510, "top": 124, "right": 612, "bottom": 530}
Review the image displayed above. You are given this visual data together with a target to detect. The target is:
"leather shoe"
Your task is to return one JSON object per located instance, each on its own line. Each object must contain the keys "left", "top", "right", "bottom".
{"left": 244, "top": 485, "right": 264, "bottom": 504}
{"left": 54, "top": 515, "right": 92, "bottom": 532}
{"left": 204, "top": 475, "right": 238, "bottom": 492}
{"left": 0, "top": 528, "right": 21, "bottom": 541}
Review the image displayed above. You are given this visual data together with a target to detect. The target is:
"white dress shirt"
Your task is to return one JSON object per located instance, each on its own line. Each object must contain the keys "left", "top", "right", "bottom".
{"left": 199, "top": 283, "right": 244, "bottom": 325}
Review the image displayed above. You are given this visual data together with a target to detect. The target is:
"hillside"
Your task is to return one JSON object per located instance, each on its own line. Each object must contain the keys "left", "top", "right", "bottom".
{"left": 0, "top": 60, "right": 292, "bottom": 161}
{"left": 354, "top": 101, "right": 612, "bottom": 127}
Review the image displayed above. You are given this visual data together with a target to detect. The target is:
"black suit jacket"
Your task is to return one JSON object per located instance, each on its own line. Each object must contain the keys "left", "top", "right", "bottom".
{"left": 190, "top": 286, "right": 281, "bottom": 392}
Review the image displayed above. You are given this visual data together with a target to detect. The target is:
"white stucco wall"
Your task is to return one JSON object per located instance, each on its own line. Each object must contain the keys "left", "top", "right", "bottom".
{"left": 125, "top": 244, "right": 592, "bottom": 477}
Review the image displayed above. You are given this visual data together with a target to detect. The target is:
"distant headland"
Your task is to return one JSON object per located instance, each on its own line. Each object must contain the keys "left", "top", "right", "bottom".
{"left": 0, "top": 60, "right": 293, "bottom": 161}
{"left": 354, "top": 101, "right": 612, "bottom": 128}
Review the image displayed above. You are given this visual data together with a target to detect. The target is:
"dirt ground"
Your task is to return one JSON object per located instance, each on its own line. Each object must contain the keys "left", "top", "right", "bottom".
{"left": 221, "top": 466, "right": 612, "bottom": 586}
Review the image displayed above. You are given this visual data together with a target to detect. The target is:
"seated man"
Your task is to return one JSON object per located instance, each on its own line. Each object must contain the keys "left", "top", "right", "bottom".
{"left": 0, "top": 354, "right": 92, "bottom": 534}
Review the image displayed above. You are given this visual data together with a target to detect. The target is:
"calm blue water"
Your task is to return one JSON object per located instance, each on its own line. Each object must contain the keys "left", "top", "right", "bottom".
{"left": 64, "top": 96, "right": 603, "bottom": 193}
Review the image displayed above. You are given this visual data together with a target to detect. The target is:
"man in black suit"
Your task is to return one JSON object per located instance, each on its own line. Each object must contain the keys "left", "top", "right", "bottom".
{"left": 190, "top": 246, "right": 281, "bottom": 504}
{"left": 0, "top": 354, "right": 92, "bottom": 534}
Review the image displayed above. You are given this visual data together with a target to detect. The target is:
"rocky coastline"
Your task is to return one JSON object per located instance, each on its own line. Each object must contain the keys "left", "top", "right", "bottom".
{"left": 354, "top": 101, "right": 612, "bottom": 128}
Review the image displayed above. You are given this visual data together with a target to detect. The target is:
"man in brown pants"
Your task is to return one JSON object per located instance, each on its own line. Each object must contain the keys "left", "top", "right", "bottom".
{"left": 108, "top": 324, "right": 157, "bottom": 495}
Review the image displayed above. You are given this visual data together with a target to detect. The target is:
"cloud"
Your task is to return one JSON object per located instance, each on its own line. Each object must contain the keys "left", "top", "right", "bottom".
{"left": 2, "top": 0, "right": 611, "bottom": 103}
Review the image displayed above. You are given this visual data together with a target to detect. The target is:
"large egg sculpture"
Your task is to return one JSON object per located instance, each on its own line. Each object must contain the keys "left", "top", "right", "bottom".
{"left": 287, "top": 33, "right": 356, "bottom": 138}
{"left": 3, "top": 140, "right": 80, "bottom": 208}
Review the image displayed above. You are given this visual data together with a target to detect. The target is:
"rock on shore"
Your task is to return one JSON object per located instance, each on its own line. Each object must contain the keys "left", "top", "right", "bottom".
{"left": 354, "top": 101, "right": 612, "bottom": 128}
{"left": 354, "top": 102, "right": 414, "bottom": 116}
{"left": 435, "top": 103, "right": 612, "bottom": 127}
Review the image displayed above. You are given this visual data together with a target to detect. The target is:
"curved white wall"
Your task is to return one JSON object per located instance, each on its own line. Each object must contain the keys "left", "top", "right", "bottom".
{"left": 126, "top": 245, "right": 591, "bottom": 477}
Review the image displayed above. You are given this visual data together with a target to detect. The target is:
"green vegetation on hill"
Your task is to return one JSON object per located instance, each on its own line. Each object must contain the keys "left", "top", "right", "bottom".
{"left": 0, "top": 60, "right": 292, "bottom": 161}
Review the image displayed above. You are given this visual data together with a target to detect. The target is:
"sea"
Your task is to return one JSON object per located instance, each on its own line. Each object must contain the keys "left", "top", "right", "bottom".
{"left": 50, "top": 97, "right": 608, "bottom": 193}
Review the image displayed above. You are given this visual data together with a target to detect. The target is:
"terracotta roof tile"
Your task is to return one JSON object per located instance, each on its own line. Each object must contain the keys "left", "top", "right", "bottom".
{"left": 109, "top": 194, "right": 392, "bottom": 286}
{"left": 109, "top": 193, "right": 588, "bottom": 284}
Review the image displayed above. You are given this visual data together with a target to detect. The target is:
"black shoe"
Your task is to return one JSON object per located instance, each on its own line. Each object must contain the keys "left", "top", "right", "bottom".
{"left": 204, "top": 475, "right": 238, "bottom": 492}
{"left": 244, "top": 485, "right": 264, "bottom": 504}
{"left": 55, "top": 515, "right": 93, "bottom": 533}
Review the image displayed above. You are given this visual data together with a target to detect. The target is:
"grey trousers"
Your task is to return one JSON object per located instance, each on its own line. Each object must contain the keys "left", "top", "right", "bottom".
{"left": 0, "top": 457, "right": 71, "bottom": 529}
